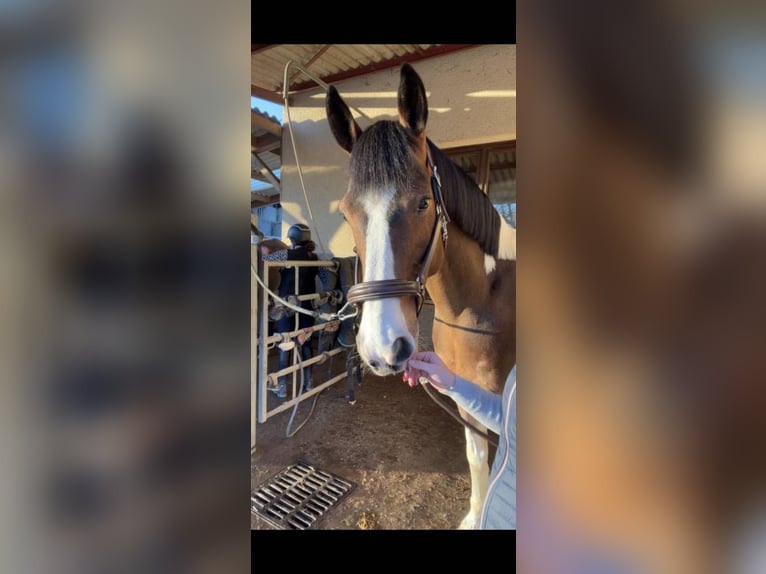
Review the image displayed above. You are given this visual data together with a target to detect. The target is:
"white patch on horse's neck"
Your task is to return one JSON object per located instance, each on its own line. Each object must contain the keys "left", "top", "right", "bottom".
{"left": 481, "top": 220, "right": 514, "bottom": 275}
{"left": 498, "top": 219, "right": 516, "bottom": 261}
{"left": 484, "top": 254, "right": 496, "bottom": 275}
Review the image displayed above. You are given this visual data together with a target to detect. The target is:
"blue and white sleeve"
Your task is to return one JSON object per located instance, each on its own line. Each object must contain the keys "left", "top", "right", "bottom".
{"left": 261, "top": 249, "right": 288, "bottom": 262}
{"left": 443, "top": 377, "right": 504, "bottom": 435}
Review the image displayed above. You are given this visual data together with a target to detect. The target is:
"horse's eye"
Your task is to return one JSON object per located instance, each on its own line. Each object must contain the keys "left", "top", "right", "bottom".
{"left": 418, "top": 197, "right": 429, "bottom": 211}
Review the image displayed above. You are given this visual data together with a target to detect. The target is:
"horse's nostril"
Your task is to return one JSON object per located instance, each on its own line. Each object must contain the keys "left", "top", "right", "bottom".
{"left": 392, "top": 337, "right": 414, "bottom": 364}
{"left": 369, "top": 360, "right": 380, "bottom": 369}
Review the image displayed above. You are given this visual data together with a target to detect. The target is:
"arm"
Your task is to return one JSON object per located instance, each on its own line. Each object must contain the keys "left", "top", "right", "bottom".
{"left": 443, "top": 377, "right": 503, "bottom": 434}
{"left": 404, "top": 351, "right": 503, "bottom": 434}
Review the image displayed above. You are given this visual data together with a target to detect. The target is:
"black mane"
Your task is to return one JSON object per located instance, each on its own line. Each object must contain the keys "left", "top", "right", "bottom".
{"left": 428, "top": 139, "right": 501, "bottom": 257}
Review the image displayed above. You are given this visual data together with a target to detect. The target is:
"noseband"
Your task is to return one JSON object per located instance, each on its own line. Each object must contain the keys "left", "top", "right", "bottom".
{"left": 345, "top": 146, "right": 450, "bottom": 316}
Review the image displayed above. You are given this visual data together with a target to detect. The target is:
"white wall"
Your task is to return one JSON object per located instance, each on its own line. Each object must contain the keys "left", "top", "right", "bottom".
{"left": 279, "top": 45, "right": 516, "bottom": 258}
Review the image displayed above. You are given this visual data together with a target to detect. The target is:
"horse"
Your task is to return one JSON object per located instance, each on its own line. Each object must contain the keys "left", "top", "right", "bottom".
{"left": 325, "top": 63, "right": 516, "bottom": 529}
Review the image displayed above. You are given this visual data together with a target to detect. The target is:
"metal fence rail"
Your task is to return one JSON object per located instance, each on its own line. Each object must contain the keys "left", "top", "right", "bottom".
{"left": 252, "top": 258, "right": 351, "bottom": 449}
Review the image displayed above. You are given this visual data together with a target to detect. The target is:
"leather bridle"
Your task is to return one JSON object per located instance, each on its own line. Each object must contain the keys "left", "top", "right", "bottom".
{"left": 345, "top": 146, "right": 450, "bottom": 317}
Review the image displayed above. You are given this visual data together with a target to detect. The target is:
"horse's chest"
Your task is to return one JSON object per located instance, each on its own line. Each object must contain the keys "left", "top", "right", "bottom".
{"left": 431, "top": 322, "right": 506, "bottom": 393}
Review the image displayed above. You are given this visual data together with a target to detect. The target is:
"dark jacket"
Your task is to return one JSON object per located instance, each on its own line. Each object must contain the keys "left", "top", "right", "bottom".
{"left": 276, "top": 245, "right": 318, "bottom": 297}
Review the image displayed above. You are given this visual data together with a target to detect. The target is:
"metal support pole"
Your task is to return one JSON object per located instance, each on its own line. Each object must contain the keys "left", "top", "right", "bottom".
{"left": 257, "top": 261, "right": 271, "bottom": 424}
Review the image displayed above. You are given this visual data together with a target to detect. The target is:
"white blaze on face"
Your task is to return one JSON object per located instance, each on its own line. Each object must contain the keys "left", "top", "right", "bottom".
{"left": 357, "top": 189, "right": 414, "bottom": 371}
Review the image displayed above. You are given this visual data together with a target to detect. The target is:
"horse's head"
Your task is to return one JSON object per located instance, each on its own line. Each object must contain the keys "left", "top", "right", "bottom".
{"left": 326, "top": 64, "right": 441, "bottom": 375}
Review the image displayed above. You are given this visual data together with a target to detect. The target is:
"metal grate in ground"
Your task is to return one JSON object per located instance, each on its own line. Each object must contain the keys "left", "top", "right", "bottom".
{"left": 251, "top": 461, "right": 355, "bottom": 529}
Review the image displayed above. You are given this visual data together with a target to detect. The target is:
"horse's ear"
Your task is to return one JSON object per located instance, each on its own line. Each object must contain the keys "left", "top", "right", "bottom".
{"left": 326, "top": 86, "right": 362, "bottom": 154}
{"left": 397, "top": 63, "right": 428, "bottom": 136}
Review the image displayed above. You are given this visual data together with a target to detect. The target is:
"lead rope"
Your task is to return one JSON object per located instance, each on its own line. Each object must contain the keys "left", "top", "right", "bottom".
{"left": 347, "top": 254, "right": 363, "bottom": 404}
{"left": 284, "top": 346, "right": 321, "bottom": 438}
{"left": 420, "top": 382, "right": 499, "bottom": 447}
{"left": 251, "top": 263, "right": 358, "bottom": 322}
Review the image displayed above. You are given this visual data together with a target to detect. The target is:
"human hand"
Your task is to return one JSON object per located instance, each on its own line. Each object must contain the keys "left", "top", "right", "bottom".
{"left": 403, "top": 351, "right": 456, "bottom": 393}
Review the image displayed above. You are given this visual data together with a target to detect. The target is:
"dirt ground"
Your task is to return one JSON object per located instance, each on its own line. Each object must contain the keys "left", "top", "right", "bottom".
{"left": 251, "top": 306, "right": 496, "bottom": 530}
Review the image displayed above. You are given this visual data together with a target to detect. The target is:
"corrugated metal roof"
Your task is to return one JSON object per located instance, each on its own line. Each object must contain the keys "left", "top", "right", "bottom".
{"left": 251, "top": 106, "right": 280, "bottom": 127}
{"left": 250, "top": 44, "right": 482, "bottom": 207}
{"left": 251, "top": 44, "right": 477, "bottom": 101}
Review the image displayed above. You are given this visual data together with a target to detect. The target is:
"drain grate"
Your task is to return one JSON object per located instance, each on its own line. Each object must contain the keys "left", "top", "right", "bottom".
{"left": 251, "top": 461, "right": 355, "bottom": 529}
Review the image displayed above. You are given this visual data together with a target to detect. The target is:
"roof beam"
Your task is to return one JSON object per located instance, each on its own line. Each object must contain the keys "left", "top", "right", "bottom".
{"left": 252, "top": 153, "right": 281, "bottom": 192}
{"left": 251, "top": 133, "right": 281, "bottom": 154}
{"left": 251, "top": 84, "right": 283, "bottom": 105}
{"left": 251, "top": 44, "right": 276, "bottom": 54}
{"left": 251, "top": 192, "right": 280, "bottom": 207}
{"left": 251, "top": 171, "right": 271, "bottom": 184}
{"left": 486, "top": 161, "right": 516, "bottom": 171}
{"left": 289, "top": 44, "right": 478, "bottom": 92}
{"left": 251, "top": 110, "right": 282, "bottom": 137}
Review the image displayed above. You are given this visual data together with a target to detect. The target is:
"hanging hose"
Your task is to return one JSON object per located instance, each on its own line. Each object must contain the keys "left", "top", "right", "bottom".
{"left": 251, "top": 262, "right": 358, "bottom": 322}
{"left": 284, "top": 344, "right": 322, "bottom": 438}
{"left": 283, "top": 101, "right": 328, "bottom": 256}
{"left": 281, "top": 60, "right": 373, "bottom": 258}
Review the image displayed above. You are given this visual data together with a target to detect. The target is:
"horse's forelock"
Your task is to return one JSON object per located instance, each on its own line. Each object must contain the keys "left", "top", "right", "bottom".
{"left": 348, "top": 121, "right": 422, "bottom": 198}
